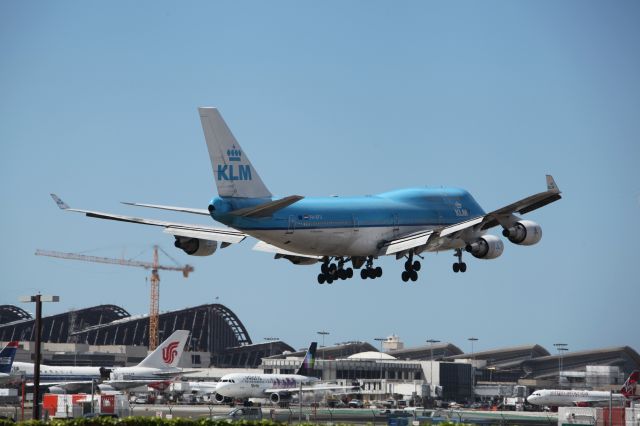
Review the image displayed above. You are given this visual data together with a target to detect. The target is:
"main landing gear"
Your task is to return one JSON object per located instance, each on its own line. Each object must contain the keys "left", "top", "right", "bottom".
{"left": 317, "top": 258, "right": 353, "bottom": 284}
{"left": 360, "top": 256, "right": 382, "bottom": 280}
{"left": 452, "top": 248, "right": 467, "bottom": 273}
{"left": 401, "top": 252, "right": 421, "bottom": 282}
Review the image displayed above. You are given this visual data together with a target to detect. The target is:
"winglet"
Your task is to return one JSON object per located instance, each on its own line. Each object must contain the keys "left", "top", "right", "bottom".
{"left": 50, "top": 194, "right": 70, "bottom": 210}
{"left": 546, "top": 175, "right": 560, "bottom": 193}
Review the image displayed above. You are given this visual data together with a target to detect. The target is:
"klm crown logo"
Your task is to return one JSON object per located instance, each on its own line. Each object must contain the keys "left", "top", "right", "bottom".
{"left": 227, "top": 148, "right": 242, "bottom": 162}
{"left": 218, "top": 145, "right": 252, "bottom": 181}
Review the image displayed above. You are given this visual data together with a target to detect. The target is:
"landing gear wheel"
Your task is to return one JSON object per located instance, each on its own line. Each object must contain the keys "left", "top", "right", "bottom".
{"left": 321, "top": 263, "right": 329, "bottom": 274}
{"left": 317, "top": 274, "right": 326, "bottom": 284}
{"left": 453, "top": 263, "right": 460, "bottom": 273}
{"left": 401, "top": 271, "right": 410, "bottom": 282}
{"left": 329, "top": 263, "right": 337, "bottom": 274}
{"left": 360, "top": 269, "right": 368, "bottom": 279}
{"left": 375, "top": 266, "right": 383, "bottom": 278}
{"left": 460, "top": 262, "right": 467, "bottom": 273}
{"left": 405, "top": 260, "right": 412, "bottom": 271}
{"left": 346, "top": 267, "right": 353, "bottom": 278}
{"left": 326, "top": 276, "right": 334, "bottom": 284}
{"left": 410, "top": 270, "right": 418, "bottom": 281}
{"left": 413, "top": 261, "right": 421, "bottom": 271}
{"left": 367, "top": 268, "right": 377, "bottom": 279}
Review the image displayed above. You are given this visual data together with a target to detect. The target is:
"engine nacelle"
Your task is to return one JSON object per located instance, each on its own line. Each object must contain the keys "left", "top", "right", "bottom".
{"left": 270, "top": 392, "right": 291, "bottom": 404}
{"left": 174, "top": 237, "right": 217, "bottom": 256}
{"left": 502, "top": 220, "right": 542, "bottom": 246}
{"left": 465, "top": 235, "right": 504, "bottom": 259}
{"left": 214, "top": 392, "right": 226, "bottom": 403}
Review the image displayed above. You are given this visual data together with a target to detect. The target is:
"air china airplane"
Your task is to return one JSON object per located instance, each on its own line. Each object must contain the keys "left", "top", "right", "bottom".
{"left": 52, "top": 107, "right": 561, "bottom": 284}
{"left": 527, "top": 370, "right": 639, "bottom": 407}
{"left": 12, "top": 330, "right": 189, "bottom": 393}
{"left": 214, "top": 342, "right": 358, "bottom": 405}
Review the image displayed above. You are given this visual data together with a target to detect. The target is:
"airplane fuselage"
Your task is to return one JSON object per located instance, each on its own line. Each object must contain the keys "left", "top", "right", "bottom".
{"left": 210, "top": 187, "right": 486, "bottom": 256}
{"left": 216, "top": 373, "right": 317, "bottom": 399}
{"left": 527, "top": 389, "right": 627, "bottom": 406}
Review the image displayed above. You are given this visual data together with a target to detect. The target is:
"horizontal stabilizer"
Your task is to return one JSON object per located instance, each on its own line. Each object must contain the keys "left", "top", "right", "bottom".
{"left": 230, "top": 195, "right": 304, "bottom": 218}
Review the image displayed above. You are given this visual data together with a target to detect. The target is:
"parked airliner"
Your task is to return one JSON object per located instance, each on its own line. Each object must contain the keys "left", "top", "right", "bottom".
{"left": 214, "top": 342, "right": 359, "bottom": 405}
{"left": 12, "top": 330, "right": 189, "bottom": 393}
{"left": 52, "top": 107, "right": 561, "bottom": 283}
{"left": 527, "top": 371, "right": 639, "bottom": 407}
{"left": 0, "top": 341, "right": 19, "bottom": 384}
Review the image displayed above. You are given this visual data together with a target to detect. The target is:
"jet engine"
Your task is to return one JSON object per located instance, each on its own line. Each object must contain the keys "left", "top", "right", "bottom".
{"left": 270, "top": 392, "right": 292, "bottom": 404}
{"left": 214, "top": 393, "right": 233, "bottom": 404}
{"left": 465, "top": 235, "right": 504, "bottom": 259}
{"left": 502, "top": 220, "right": 542, "bottom": 246}
{"left": 174, "top": 237, "right": 217, "bottom": 256}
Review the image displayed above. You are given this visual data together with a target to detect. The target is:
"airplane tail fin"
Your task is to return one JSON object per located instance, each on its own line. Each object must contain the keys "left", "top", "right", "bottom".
{"left": 137, "top": 330, "right": 190, "bottom": 369}
{"left": 199, "top": 107, "right": 272, "bottom": 199}
{"left": 0, "top": 341, "right": 19, "bottom": 374}
{"left": 295, "top": 342, "right": 317, "bottom": 376}
{"left": 620, "top": 370, "right": 639, "bottom": 398}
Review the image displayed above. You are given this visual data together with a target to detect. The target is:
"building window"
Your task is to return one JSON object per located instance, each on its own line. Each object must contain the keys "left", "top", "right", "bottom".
{"left": 191, "top": 354, "right": 201, "bottom": 365}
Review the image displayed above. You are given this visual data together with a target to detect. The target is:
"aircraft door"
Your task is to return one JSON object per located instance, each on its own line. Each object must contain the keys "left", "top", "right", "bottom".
{"left": 287, "top": 215, "right": 296, "bottom": 234}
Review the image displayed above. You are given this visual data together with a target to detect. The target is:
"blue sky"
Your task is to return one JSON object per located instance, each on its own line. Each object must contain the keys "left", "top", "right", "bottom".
{"left": 1, "top": 1, "right": 638, "bottom": 355}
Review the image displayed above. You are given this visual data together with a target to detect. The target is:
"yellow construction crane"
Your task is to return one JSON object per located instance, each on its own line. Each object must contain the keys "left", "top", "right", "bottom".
{"left": 35, "top": 246, "right": 194, "bottom": 350}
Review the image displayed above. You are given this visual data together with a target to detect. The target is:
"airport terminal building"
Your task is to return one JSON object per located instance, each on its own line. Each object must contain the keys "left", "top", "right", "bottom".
{"left": 1, "top": 302, "right": 638, "bottom": 401}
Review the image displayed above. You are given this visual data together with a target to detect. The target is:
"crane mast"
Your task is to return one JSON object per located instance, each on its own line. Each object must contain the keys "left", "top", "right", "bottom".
{"left": 35, "top": 247, "right": 193, "bottom": 350}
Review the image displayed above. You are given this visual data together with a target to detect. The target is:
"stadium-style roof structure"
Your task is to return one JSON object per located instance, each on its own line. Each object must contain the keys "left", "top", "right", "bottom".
{"left": 387, "top": 342, "right": 464, "bottom": 360}
{"left": 0, "top": 304, "right": 129, "bottom": 343}
{"left": 520, "top": 346, "right": 640, "bottom": 379}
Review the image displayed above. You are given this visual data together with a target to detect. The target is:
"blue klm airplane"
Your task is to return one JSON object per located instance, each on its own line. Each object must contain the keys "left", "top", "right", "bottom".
{"left": 52, "top": 107, "right": 562, "bottom": 284}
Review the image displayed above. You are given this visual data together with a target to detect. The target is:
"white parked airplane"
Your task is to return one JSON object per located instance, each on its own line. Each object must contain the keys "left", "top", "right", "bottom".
{"left": 527, "top": 370, "right": 639, "bottom": 407}
{"left": 52, "top": 107, "right": 561, "bottom": 283}
{"left": 12, "top": 330, "right": 190, "bottom": 393}
{"left": 214, "top": 342, "right": 359, "bottom": 405}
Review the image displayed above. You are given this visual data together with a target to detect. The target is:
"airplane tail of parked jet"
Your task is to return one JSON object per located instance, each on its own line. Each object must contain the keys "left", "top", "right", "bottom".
{"left": 0, "top": 341, "right": 18, "bottom": 374}
{"left": 136, "top": 330, "right": 190, "bottom": 369}
{"left": 199, "top": 107, "right": 272, "bottom": 199}
{"left": 295, "top": 342, "right": 317, "bottom": 376}
{"left": 620, "top": 370, "right": 639, "bottom": 398}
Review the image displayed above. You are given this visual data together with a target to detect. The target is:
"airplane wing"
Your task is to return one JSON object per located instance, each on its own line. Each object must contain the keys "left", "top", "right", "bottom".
{"left": 380, "top": 230, "right": 435, "bottom": 255}
{"left": 439, "top": 174, "right": 562, "bottom": 237}
{"left": 253, "top": 240, "right": 322, "bottom": 265}
{"left": 51, "top": 194, "right": 246, "bottom": 245}
{"left": 380, "top": 175, "right": 561, "bottom": 254}
{"left": 104, "top": 379, "right": 173, "bottom": 391}
{"left": 264, "top": 384, "right": 360, "bottom": 395}
{"left": 27, "top": 381, "right": 95, "bottom": 393}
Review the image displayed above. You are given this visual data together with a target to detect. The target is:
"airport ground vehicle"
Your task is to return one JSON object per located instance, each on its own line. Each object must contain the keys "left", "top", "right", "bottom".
{"left": 213, "top": 407, "right": 263, "bottom": 421}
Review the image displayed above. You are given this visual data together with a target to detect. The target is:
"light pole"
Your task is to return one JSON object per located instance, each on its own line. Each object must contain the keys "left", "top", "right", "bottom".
{"left": 317, "top": 331, "right": 329, "bottom": 348}
{"left": 20, "top": 294, "right": 59, "bottom": 421}
{"left": 553, "top": 343, "right": 568, "bottom": 388}
{"left": 468, "top": 337, "right": 478, "bottom": 398}
{"left": 374, "top": 337, "right": 386, "bottom": 394}
{"left": 426, "top": 339, "right": 440, "bottom": 393}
